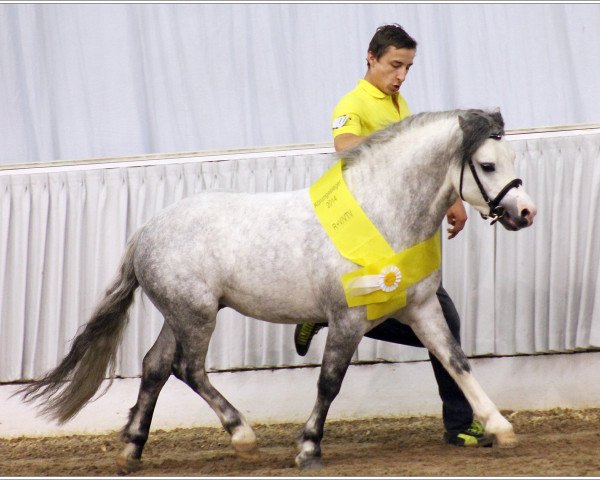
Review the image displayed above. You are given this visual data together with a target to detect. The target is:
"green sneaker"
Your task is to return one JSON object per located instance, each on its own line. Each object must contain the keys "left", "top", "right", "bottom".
{"left": 444, "top": 420, "right": 494, "bottom": 447}
{"left": 294, "top": 323, "right": 324, "bottom": 356}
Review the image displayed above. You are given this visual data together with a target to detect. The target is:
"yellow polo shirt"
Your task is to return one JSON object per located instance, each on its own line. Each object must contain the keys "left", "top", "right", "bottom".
{"left": 331, "top": 79, "right": 411, "bottom": 138}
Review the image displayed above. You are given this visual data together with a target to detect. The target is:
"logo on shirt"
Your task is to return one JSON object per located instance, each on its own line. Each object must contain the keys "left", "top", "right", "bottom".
{"left": 332, "top": 115, "right": 349, "bottom": 129}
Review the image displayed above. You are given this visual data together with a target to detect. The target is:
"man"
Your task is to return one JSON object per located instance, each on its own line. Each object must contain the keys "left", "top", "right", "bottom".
{"left": 294, "top": 24, "right": 492, "bottom": 448}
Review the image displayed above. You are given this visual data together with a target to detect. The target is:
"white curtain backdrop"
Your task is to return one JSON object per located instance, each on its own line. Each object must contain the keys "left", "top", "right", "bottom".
{"left": 1, "top": 3, "right": 600, "bottom": 165}
{"left": 1, "top": 130, "right": 600, "bottom": 382}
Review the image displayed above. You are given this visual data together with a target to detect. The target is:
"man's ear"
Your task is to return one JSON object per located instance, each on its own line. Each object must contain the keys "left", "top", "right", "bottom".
{"left": 366, "top": 51, "right": 376, "bottom": 67}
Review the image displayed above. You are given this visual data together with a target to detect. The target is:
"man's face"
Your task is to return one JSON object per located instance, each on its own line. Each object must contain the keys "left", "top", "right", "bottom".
{"left": 366, "top": 46, "right": 416, "bottom": 95}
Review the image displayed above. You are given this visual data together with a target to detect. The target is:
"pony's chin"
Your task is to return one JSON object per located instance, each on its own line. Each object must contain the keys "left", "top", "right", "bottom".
{"left": 498, "top": 213, "right": 529, "bottom": 231}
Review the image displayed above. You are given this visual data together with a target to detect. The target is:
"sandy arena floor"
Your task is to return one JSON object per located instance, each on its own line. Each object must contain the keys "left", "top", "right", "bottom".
{"left": 2, "top": 407, "right": 600, "bottom": 477}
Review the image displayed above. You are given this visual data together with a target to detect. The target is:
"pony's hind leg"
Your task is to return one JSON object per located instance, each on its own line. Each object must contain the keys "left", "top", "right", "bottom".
{"left": 117, "top": 323, "right": 177, "bottom": 474}
{"left": 296, "top": 319, "right": 364, "bottom": 469}
{"left": 169, "top": 306, "right": 259, "bottom": 460}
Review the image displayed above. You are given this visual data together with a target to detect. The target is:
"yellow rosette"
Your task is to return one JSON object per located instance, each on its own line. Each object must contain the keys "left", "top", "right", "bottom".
{"left": 341, "top": 230, "right": 440, "bottom": 320}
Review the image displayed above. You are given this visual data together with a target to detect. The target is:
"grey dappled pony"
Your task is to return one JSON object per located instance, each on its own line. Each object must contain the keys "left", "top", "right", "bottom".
{"left": 19, "top": 109, "right": 537, "bottom": 473}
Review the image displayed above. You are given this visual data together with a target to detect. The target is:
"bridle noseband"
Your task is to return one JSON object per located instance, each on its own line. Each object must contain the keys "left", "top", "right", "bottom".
{"left": 459, "top": 133, "right": 523, "bottom": 225}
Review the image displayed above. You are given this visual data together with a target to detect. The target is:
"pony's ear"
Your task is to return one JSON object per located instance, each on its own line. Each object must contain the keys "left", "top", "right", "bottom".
{"left": 459, "top": 110, "right": 495, "bottom": 157}
{"left": 489, "top": 108, "right": 505, "bottom": 130}
{"left": 460, "top": 109, "right": 504, "bottom": 133}
{"left": 458, "top": 110, "right": 489, "bottom": 137}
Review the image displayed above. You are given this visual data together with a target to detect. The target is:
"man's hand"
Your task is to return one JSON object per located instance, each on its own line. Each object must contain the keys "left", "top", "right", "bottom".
{"left": 446, "top": 198, "right": 468, "bottom": 239}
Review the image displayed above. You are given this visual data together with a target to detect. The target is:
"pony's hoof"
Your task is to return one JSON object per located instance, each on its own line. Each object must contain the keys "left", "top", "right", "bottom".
{"left": 234, "top": 445, "right": 261, "bottom": 461}
{"left": 232, "top": 426, "right": 258, "bottom": 460}
{"left": 295, "top": 454, "right": 324, "bottom": 470}
{"left": 115, "top": 454, "right": 141, "bottom": 475}
{"left": 495, "top": 430, "right": 518, "bottom": 448}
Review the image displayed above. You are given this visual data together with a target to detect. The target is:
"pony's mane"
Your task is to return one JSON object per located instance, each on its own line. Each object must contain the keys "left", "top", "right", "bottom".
{"left": 340, "top": 109, "right": 505, "bottom": 164}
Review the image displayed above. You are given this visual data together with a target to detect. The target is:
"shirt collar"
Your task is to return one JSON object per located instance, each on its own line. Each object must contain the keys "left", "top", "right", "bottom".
{"left": 358, "top": 79, "right": 388, "bottom": 99}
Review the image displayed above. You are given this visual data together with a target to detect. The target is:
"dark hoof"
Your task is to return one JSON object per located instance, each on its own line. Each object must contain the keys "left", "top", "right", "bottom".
{"left": 116, "top": 455, "right": 141, "bottom": 475}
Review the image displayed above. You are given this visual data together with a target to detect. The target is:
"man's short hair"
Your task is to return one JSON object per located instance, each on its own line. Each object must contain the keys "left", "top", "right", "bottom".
{"left": 368, "top": 24, "right": 417, "bottom": 63}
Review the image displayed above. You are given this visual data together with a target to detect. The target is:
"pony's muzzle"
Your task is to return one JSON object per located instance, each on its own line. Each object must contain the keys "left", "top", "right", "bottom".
{"left": 518, "top": 200, "right": 537, "bottom": 226}
{"left": 498, "top": 200, "right": 537, "bottom": 230}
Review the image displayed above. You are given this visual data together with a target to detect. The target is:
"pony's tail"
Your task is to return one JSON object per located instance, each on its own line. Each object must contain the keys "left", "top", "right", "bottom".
{"left": 18, "top": 229, "right": 143, "bottom": 424}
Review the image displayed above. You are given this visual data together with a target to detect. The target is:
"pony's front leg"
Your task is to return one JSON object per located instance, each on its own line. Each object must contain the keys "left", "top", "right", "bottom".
{"left": 407, "top": 296, "right": 517, "bottom": 447}
{"left": 296, "top": 318, "right": 365, "bottom": 469}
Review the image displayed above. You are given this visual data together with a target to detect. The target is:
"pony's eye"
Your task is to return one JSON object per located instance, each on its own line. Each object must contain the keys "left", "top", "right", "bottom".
{"left": 480, "top": 163, "right": 496, "bottom": 172}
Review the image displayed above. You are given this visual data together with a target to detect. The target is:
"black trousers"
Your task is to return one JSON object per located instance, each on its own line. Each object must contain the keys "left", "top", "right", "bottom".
{"left": 363, "top": 284, "right": 473, "bottom": 435}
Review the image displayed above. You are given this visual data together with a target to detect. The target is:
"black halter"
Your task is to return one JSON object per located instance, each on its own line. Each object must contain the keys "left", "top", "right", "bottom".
{"left": 459, "top": 134, "right": 523, "bottom": 225}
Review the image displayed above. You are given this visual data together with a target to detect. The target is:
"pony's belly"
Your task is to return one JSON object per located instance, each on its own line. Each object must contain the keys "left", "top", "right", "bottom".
{"left": 221, "top": 290, "right": 323, "bottom": 324}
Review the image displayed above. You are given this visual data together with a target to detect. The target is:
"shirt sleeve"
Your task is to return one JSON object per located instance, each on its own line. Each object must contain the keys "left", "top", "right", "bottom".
{"left": 331, "top": 95, "right": 363, "bottom": 138}
{"left": 331, "top": 112, "right": 363, "bottom": 138}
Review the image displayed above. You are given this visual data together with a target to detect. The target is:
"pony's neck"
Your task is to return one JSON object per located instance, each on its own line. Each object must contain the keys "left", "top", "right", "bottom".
{"left": 343, "top": 118, "right": 460, "bottom": 251}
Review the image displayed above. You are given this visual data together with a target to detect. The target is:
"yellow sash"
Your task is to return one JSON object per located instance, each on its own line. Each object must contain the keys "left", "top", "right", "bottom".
{"left": 310, "top": 160, "right": 441, "bottom": 320}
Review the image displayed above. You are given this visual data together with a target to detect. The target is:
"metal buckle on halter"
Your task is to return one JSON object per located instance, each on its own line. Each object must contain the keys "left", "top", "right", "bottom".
{"left": 481, "top": 205, "right": 506, "bottom": 225}
{"left": 485, "top": 178, "right": 523, "bottom": 224}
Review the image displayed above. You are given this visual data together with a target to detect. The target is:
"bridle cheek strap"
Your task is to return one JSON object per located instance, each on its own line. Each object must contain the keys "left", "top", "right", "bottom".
{"left": 459, "top": 157, "right": 523, "bottom": 225}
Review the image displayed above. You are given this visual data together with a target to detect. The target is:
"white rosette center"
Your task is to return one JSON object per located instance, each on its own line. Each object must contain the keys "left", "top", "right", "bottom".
{"left": 379, "top": 265, "right": 401, "bottom": 292}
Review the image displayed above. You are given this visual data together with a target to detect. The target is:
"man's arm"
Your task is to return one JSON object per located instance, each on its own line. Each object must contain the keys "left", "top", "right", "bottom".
{"left": 334, "top": 133, "right": 366, "bottom": 153}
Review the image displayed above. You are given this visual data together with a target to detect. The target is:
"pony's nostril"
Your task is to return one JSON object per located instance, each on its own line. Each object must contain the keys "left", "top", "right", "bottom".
{"left": 521, "top": 209, "right": 530, "bottom": 218}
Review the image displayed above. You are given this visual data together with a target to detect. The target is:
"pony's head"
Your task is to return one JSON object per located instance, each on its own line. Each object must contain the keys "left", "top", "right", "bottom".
{"left": 454, "top": 109, "right": 537, "bottom": 230}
